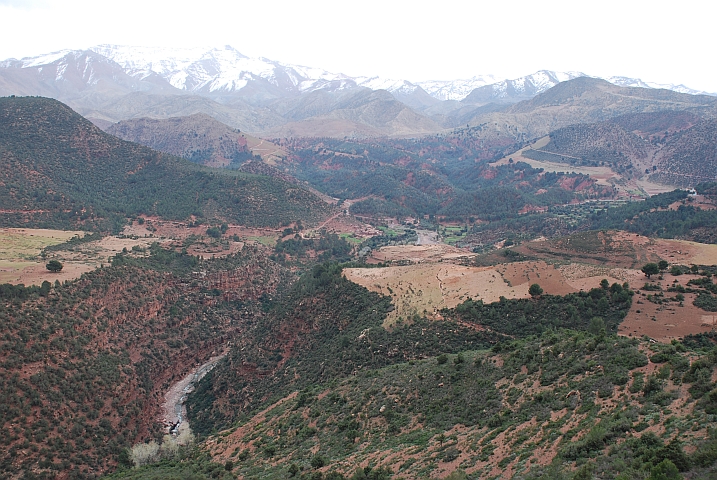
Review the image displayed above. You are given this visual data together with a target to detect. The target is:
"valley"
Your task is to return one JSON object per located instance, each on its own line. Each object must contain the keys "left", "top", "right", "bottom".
{"left": 1, "top": 62, "right": 717, "bottom": 480}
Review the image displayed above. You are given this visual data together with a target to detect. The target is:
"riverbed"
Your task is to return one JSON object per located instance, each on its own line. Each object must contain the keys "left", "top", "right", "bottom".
{"left": 160, "top": 352, "right": 226, "bottom": 431}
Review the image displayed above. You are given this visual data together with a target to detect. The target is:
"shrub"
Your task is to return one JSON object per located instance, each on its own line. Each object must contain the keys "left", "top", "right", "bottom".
{"left": 130, "top": 441, "right": 160, "bottom": 467}
{"left": 311, "top": 455, "right": 327, "bottom": 469}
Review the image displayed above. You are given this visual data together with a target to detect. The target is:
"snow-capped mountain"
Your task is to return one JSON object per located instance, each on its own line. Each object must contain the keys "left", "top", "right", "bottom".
{"left": 604, "top": 76, "right": 708, "bottom": 96}
{"left": 0, "top": 48, "right": 177, "bottom": 102}
{"left": 2, "top": 44, "right": 715, "bottom": 137}
{"left": 416, "top": 75, "right": 505, "bottom": 101}
{"left": 2, "top": 44, "right": 713, "bottom": 104}
{"left": 90, "top": 44, "right": 352, "bottom": 95}
{"left": 459, "top": 70, "right": 587, "bottom": 105}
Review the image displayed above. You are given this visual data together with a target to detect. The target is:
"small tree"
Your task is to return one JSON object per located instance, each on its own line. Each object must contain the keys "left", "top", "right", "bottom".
{"left": 529, "top": 283, "right": 543, "bottom": 298}
{"left": 642, "top": 263, "right": 660, "bottom": 279}
{"left": 649, "top": 459, "right": 680, "bottom": 480}
{"left": 658, "top": 260, "right": 669, "bottom": 271}
{"left": 589, "top": 317, "right": 606, "bottom": 337}
{"left": 46, "top": 260, "right": 63, "bottom": 272}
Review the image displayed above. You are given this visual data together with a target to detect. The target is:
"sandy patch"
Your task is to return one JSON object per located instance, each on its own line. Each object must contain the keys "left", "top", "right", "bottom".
{"left": 0, "top": 228, "right": 93, "bottom": 285}
{"left": 668, "top": 240, "right": 717, "bottom": 266}
{"left": 0, "top": 227, "right": 165, "bottom": 286}
{"left": 345, "top": 258, "right": 635, "bottom": 326}
{"left": 0, "top": 227, "right": 85, "bottom": 260}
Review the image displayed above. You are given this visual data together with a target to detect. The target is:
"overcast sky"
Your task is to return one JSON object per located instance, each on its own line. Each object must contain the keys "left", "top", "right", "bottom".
{"left": 0, "top": 0, "right": 715, "bottom": 92}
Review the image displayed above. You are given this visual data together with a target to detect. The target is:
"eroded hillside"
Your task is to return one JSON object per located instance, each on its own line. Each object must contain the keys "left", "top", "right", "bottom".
{"left": 0, "top": 245, "right": 291, "bottom": 479}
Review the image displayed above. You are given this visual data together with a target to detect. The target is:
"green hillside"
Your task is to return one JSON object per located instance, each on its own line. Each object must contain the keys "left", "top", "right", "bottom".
{"left": 184, "top": 263, "right": 631, "bottom": 425}
{"left": 0, "top": 96, "right": 332, "bottom": 231}
{"left": 172, "top": 262, "right": 717, "bottom": 480}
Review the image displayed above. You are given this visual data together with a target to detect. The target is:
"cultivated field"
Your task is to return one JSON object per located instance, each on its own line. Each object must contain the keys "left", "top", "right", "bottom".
{"left": 346, "top": 232, "right": 717, "bottom": 340}
{"left": 0, "top": 225, "right": 169, "bottom": 285}
{"left": 0, "top": 228, "right": 87, "bottom": 284}
{"left": 367, "top": 244, "right": 474, "bottom": 264}
{"left": 619, "top": 272, "right": 716, "bottom": 342}
{"left": 492, "top": 137, "right": 622, "bottom": 186}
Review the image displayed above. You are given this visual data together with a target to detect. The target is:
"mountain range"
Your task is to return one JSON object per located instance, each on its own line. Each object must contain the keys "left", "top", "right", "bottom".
{"left": 3, "top": 66, "right": 717, "bottom": 480}
{"left": 1, "top": 45, "right": 714, "bottom": 137}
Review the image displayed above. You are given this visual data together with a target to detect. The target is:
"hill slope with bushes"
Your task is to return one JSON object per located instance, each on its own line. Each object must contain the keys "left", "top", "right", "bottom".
{"left": 0, "top": 96, "right": 332, "bottom": 231}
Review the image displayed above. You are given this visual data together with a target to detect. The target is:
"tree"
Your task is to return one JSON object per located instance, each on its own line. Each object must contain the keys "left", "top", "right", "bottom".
{"left": 46, "top": 260, "right": 63, "bottom": 272}
{"left": 658, "top": 260, "right": 669, "bottom": 271}
{"left": 642, "top": 263, "right": 660, "bottom": 279}
{"left": 589, "top": 317, "right": 606, "bottom": 337}
{"left": 529, "top": 283, "right": 543, "bottom": 298}
{"left": 600, "top": 279, "right": 610, "bottom": 290}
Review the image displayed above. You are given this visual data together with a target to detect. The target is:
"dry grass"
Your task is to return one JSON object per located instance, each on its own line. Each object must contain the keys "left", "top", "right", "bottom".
{"left": 0, "top": 228, "right": 87, "bottom": 284}
{"left": 0, "top": 227, "right": 85, "bottom": 261}
{"left": 348, "top": 234, "right": 717, "bottom": 342}
{"left": 492, "top": 136, "right": 621, "bottom": 186}
{"left": 345, "top": 254, "right": 616, "bottom": 327}
{"left": 345, "top": 264, "right": 527, "bottom": 326}
{"left": 0, "top": 227, "right": 160, "bottom": 286}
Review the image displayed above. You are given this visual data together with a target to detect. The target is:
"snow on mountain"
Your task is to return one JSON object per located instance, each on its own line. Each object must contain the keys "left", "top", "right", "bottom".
{"left": 3, "top": 45, "right": 714, "bottom": 102}
{"left": 89, "top": 44, "right": 349, "bottom": 94}
{"left": 90, "top": 44, "right": 212, "bottom": 76}
{"left": 20, "top": 49, "right": 75, "bottom": 68}
{"left": 355, "top": 77, "right": 419, "bottom": 95}
{"left": 417, "top": 75, "right": 505, "bottom": 101}
{"left": 462, "top": 70, "right": 587, "bottom": 103}
{"left": 605, "top": 75, "right": 711, "bottom": 95}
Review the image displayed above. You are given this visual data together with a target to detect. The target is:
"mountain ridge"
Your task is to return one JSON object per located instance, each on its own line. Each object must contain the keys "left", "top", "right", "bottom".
{"left": 2, "top": 46, "right": 716, "bottom": 138}
{"left": 3, "top": 45, "right": 713, "bottom": 106}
